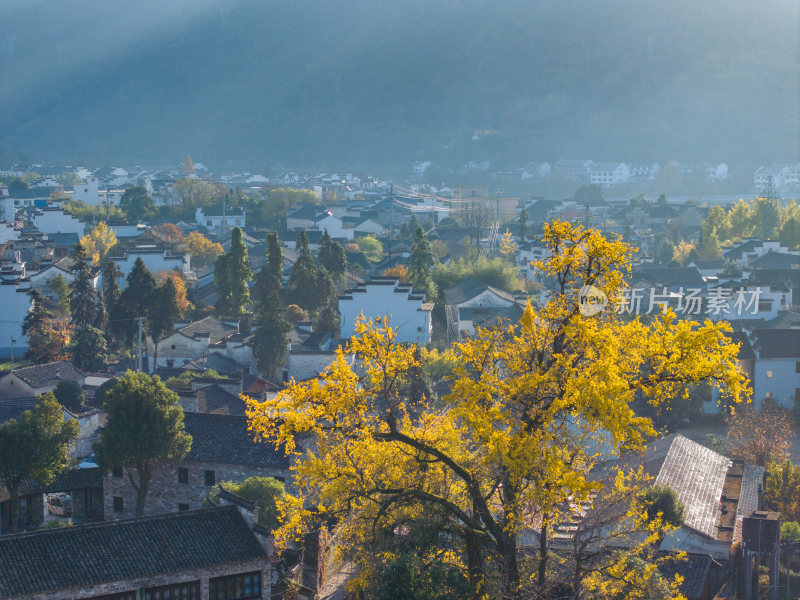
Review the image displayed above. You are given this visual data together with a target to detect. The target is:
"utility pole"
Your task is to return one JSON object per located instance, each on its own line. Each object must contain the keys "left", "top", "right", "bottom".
{"left": 389, "top": 183, "right": 394, "bottom": 239}
{"left": 9, "top": 337, "right": 15, "bottom": 371}
{"left": 136, "top": 316, "right": 144, "bottom": 372}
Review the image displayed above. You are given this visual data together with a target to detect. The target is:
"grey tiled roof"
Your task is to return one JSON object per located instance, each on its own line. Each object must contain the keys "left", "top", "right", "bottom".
{"left": 749, "top": 251, "right": 800, "bottom": 270}
{"left": 0, "top": 505, "right": 266, "bottom": 599}
{"left": 443, "top": 276, "right": 515, "bottom": 306}
{"left": 751, "top": 329, "right": 800, "bottom": 359}
{"left": 734, "top": 464, "right": 766, "bottom": 543}
{"left": 765, "top": 310, "right": 800, "bottom": 329}
{"left": 195, "top": 384, "right": 247, "bottom": 416}
{"left": 726, "top": 332, "right": 756, "bottom": 361}
{"left": 648, "top": 434, "right": 730, "bottom": 538}
{"left": 184, "top": 412, "right": 290, "bottom": 469}
{"left": 45, "top": 467, "right": 103, "bottom": 493}
{"left": 9, "top": 360, "right": 86, "bottom": 390}
{"left": 657, "top": 552, "right": 712, "bottom": 599}
{"left": 177, "top": 316, "right": 238, "bottom": 344}
{"left": 0, "top": 397, "right": 37, "bottom": 424}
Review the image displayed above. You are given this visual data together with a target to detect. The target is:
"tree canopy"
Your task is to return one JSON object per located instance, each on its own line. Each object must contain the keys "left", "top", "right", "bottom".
{"left": 214, "top": 227, "right": 252, "bottom": 316}
{"left": 79, "top": 222, "right": 117, "bottom": 266}
{"left": 246, "top": 220, "right": 747, "bottom": 598}
{"left": 0, "top": 393, "right": 80, "bottom": 532}
{"left": 93, "top": 371, "right": 192, "bottom": 516}
{"left": 119, "top": 186, "right": 154, "bottom": 222}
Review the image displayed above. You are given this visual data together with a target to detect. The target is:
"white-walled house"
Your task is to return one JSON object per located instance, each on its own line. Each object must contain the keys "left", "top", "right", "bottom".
{"left": 314, "top": 213, "right": 355, "bottom": 240}
{"left": 0, "top": 281, "right": 31, "bottom": 359}
{"left": 32, "top": 207, "right": 86, "bottom": 236}
{"left": 749, "top": 329, "right": 800, "bottom": 410}
{"left": 149, "top": 317, "right": 254, "bottom": 372}
{"left": 338, "top": 277, "right": 433, "bottom": 345}
{"left": 71, "top": 176, "right": 102, "bottom": 205}
{"left": 108, "top": 247, "right": 190, "bottom": 288}
{"left": 0, "top": 222, "right": 21, "bottom": 244}
{"left": 442, "top": 277, "right": 517, "bottom": 339}
{"left": 590, "top": 162, "right": 630, "bottom": 187}
{"left": 354, "top": 219, "right": 385, "bottom": 237}
{"left": 195, "top": 207, "right": 245, "bottom": 232}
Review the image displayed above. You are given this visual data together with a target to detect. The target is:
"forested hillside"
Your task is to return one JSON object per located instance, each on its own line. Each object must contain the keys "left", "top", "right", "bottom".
{"left": 0, "top": 0, "right": 797, "bottom": 168}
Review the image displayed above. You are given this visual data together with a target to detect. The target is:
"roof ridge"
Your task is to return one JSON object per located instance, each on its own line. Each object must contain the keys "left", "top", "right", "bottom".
{"left": 0, "top": 504, "right": 238, "bottom": 540}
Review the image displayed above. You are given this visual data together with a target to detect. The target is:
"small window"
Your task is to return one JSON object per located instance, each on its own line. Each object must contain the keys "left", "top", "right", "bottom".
{"left": 170, "top": 344, "right": 176, "bottom": 350}
{"left": 204, "top": 470, "right": 216, "bottom": 486}
{"left": 166, "top": 359, "right": 174, "bottom": 368}
{"left": 113, "top": 496, "right": 124, "bottom": 513}
{"left": 178, "top": 467, "right": 189, "bottom": 484}
{"left": 112, "top": 466, "right": 123, "bottom": 478}
{"left": 767, "top": 370, "right": 773, "bottom": 378}
{"left": 178, "top": 503, "right": 190, "bottom": 512}
{"left": 795, "top": 361, "right": 800, "bottom": 373}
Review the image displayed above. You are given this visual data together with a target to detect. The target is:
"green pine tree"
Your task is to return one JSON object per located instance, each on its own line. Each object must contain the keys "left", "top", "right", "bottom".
{"left": 287, "top": 231, "right": 319, "bottom": 310}
{"left": 215, "top": 227, "right": 252, "bottom": 315}
{"left": 251, "top": 290, "right": 292, "bottom": 378}
{"left": 408, "top": 227, "right": 437, "bottom": 299}
{"left": 318, "top": 230, "right": 347, "bottom": 283}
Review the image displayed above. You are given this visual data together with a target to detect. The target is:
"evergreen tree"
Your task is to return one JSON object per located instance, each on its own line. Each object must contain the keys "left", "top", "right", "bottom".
{"left": 95, "top": 290, "right": 108, "bottom": 330}
{"left": 215, "top": 227, "right": 252, "bottom": 315}
{"left": 253, "top": 231, "right": 283, "bottom": 305}
{"left": 69, "top": 254, "right": 100, "bottom": 327}
{"left": 655, "top": 239, "right": 675, "bottom": 264}
{"left": 408, "top": 227, "right": 437, "bottom": 299}
{"left": 251, "top": 290, "right": 291, "bottom": 378}
{"left": 23, "top": 289, "right": 57, "bottom": 363}
{"left": 149, "top": 278, "right": 181, "bottom": 368}
{"left": 517, "top": 208, "right": 529, "bottom": 243}
{"left": 318, "top": 230, "right": 347, "bottom": 283}
{"left": 101, "top": 259, "right": 122, "bottom": 313}
{"left": 315, "top": 268, "right": 337, "bottom": 313}
{"left": 114, "top": 258, "right": 157, "bottom": 347}
{"left": 53, "top": 379, "right": 86, "bottom": 413}
{"left": 69, "top": 325, "right": 109, "bottom": 372}
{"left": 119, "top": 186, "right": 154, "bottom": 222}
{"left": 287, "top": 231, "right": 319, "bottom": 310}
{"left": 49, "top": 274, "right": 70, "bottom": 314}
{"left": 315, "top": 305, "right": 340, "bottom": 336}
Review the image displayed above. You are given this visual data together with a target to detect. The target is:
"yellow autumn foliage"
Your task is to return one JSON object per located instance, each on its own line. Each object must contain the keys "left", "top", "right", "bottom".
{"left": 246, "top": 220, "right": 747, "bottom": 598}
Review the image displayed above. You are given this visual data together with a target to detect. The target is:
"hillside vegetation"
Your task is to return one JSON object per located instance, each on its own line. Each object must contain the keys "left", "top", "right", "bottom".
{"left": 0, "top": 0, "right": 797, "bottom": 168}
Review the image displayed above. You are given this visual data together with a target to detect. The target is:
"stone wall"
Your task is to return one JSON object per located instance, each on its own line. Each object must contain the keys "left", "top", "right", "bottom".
{"left": 103, "top": 460, "right": 291, "bottom": 520}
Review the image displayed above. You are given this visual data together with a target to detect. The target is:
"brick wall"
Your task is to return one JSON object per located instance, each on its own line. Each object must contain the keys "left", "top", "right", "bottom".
{"left": 104, "top": 460, "right": 291, "bottom": 520}
{"left": 16, "top": 558, "right": 269, "bottom": 600}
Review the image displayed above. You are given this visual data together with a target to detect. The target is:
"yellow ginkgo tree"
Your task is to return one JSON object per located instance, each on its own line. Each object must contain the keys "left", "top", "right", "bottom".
{"left": 79, "top": 221, "right": 117, "bottom": 266}
{"left": 246, "top": 220, "right": 748, "bottom": 599}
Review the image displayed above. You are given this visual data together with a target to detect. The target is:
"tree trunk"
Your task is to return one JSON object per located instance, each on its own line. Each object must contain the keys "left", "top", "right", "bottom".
{"left": 465, "top": 529, "right": 485, "bottom": 600}
{"left": 129, "top": 463, "right": 151, "bottom": 517}
{"left": 538, "top": 522, "right": 549, "bottom": 589}
{"left": 499, "top": 532, "right": 521, "bottom": 599}
{"left": 7, "top": 481, "right": 20, "bottom": 533}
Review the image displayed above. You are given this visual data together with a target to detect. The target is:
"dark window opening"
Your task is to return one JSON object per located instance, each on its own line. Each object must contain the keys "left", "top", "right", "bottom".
{"left": 209, "top": 571, "right": 262, "bottom": 600}
{"left": 178, "top": 503, "right": 190, "bottom": 511}
{"left": 204, "top": 470, "right": 216, "bottom": 486}
{"left": 144, "top": 580, "right": 200, "bottom": 600}
{"left": 178, "top": 467, "right": 189, "bottom": 484}
{"left": 113, "top": 496, "right": 123, "bottom": 513}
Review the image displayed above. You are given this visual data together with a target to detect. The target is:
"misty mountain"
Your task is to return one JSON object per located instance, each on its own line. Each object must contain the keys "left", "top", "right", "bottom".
{"left": 0, "top": 0, "right": 797, "bottom": 169}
